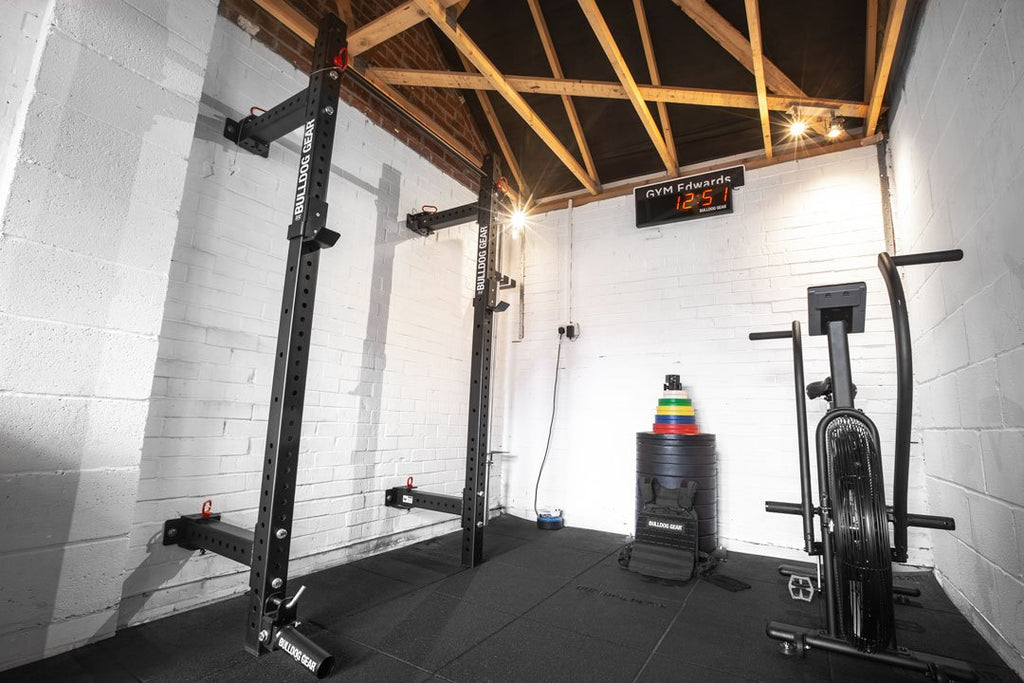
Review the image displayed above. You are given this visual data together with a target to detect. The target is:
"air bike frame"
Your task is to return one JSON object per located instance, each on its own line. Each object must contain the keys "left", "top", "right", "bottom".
{"left": 163, "top": 13, "right": 346, "bottom": 678}
{"left": 383, "top": 154, "right": 512, "bottom": 568}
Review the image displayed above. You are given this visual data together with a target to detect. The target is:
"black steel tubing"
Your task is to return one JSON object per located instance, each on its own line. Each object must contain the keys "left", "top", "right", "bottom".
{"left": 905, "top": 511, "right": 956, "bottom": 530}
{"left": 879, "top": 249, "right": 963, "bottom": 562}
{"left": 789, "top": 321, "right": 814, "bottom": 554}
{"left": 766, "top": 622, "right": 977, "bottom": 681}
{"left": 274, "top": 624, "right": 334, "bottom": 678}
{"left": 765, "top": 501, "right": 802, "bottom": 515}
{"left": 890, "top": 249, "right": 964, "bottom": 267}
{"left": 878, "top": 251, "right": 913, "bottom": 563}
{"left": 749, "top": 329, "right": 793, "bottom": 340}
{"left": 245, "top": 14, "right": 346, "bottom": 656}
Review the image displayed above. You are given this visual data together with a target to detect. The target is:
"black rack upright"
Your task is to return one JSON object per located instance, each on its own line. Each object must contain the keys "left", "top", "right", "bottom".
{"left": 384, "top": 155, "right": 509, "bottom": 568}
{"left": 163, "top": 13, "right": 347, "bottom": 677}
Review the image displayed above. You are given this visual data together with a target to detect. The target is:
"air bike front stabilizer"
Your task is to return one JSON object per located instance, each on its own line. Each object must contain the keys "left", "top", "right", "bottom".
{"left": 162, "top": 12, "right": 348, "bottom": 678}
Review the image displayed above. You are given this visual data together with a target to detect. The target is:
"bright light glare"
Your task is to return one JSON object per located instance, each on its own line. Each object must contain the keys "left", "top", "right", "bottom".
{"left": 510, "top": 209, "right": 527, "bottom": 230}
{"left": 826, "top": 125, "right": 842, "bottom": 139}
{"left": 789, "top": 120, "right": 808, "bottom": 137}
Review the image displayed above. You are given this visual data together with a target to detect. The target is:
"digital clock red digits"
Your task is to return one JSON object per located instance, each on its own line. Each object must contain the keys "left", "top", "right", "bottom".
{"left": 675, "top": 186, "right": 729, "bottom": 213}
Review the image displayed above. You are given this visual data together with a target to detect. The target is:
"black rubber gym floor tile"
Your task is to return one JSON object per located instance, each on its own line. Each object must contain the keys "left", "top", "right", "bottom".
{"left": 520, "top": 579, "right": 692, "bottom": 651}
{"left": 892, "top": 600, "right": 1011, "bottom": 668}
{"left": 892, "top": 569, "right": 960, "bottom": 614}
{"left": 685, "top": 572, "right": 825, "bottom": 624}
{"left": 431, "top": 559, "right": 571, "bottom": 615}
{"left": 350, "top": 546, "right": 464, "bottom": 586}
{"left": 529, "top": 525, "right": 632, "bottom": 555}
{"left": 436, "top": 619, "right": 650, "bottom": 683}
{"left": 635, "top": 654, "right": 758, "bottom": 682}
{"left": 0, "top": 645, "right": 139, "bottom": 683}
{"left": 488, "top": 541, "right": 612, "bottom": 578}
{"left": 705, "top": 551, "right": 808, "bottom": 587}
{"left": 656, "top": 602, "right": 831, "bottom": 683}
{"left": 332, "top": 586, "right": 518, "bottom": 671}
{"left": 297, "top": 563, "right": 422, "bottom": 622}
{"left": 93, "top": 595, "right": 254, "bottom": 682}
{"left": 570, "top": 555, "right": 696, "bottom": 606}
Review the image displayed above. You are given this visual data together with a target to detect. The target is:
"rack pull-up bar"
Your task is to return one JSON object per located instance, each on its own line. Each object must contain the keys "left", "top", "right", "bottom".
{"left": 163, "top": 12, "right": 348, "bottom": 678}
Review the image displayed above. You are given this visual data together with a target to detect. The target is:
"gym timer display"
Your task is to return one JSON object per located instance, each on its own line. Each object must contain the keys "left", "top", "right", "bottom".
{"left": 634, "top": 165, "right": 744, "bottom": 229}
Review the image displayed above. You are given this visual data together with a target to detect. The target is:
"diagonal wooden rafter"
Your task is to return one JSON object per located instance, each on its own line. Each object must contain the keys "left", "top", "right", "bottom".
{"left": 527, "top": 0, "right": 600, "bottom": 184}
{"left": 633, "top": 0, "right": 677, "bottom": 171}
{"left": 743, "top": 0, "right": 772, "bottom": 158}
{"left": 252, "top": 0, "right": 484, "bottom": 169}
{"left": 334, "top": 0, "right": 353, "bottom": 28}
{"left": 670, "top": 0, "right": 803, "bottom": 95}
{"left": 366, "top": 68, "right": 871, "bottom": 118}
{"left": 865, "top": 0, "right": 878, "bottom": 102}
{"left": 253, "top": 0, "right": 465, "bottom": 56}
{"left": 578, "top": 0, "right": 675, "bottom": 174}
{"left": 410, "top": 0, "right": 600, "bottom": 194}
{"left": 459, "top": 55, "right": 528, "bottom": 196}
{"left": 671, "top": 0, "right": 835, "bottom": 136}
{"left": 865, "top": 0, "right": 907, "bottom": 135}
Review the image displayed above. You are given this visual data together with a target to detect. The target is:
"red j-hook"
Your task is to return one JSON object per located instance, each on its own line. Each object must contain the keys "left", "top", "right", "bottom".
{"left": 406, "top": 476, "right": 414, "bottom": 491}
{"left": 201, "top": 500, "right": 213, "bottom": 517}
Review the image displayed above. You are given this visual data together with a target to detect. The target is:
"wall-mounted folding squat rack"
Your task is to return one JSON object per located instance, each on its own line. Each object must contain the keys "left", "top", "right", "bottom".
{"left": 383, "top": 154, "right": 514, "bottom": 569}
{"left": 162, "top": 12, "right": 347, "bottom": 678}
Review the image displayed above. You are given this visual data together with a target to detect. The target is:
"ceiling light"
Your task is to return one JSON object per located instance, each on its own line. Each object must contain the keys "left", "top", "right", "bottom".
{"left": 826, "top": 115, "right": 845, "bottom": 139}
{"left": 510, "top": 209, "right": 527, "bottom": 232}
{"left": 789, "top": 120, "right": 808, "bottom": 137}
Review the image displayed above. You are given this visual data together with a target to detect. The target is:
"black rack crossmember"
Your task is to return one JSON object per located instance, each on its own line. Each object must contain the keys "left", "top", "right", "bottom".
{"left": 162, "top": 12, "right": 348, "bottom": 679}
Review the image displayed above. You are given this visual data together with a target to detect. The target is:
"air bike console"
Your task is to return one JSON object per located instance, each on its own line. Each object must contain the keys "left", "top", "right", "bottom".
{"left": 162, "top": 13, "right": 347, "bottom": 678}
{"left": 749, "top": 249, "right": 975, "bottom": 681}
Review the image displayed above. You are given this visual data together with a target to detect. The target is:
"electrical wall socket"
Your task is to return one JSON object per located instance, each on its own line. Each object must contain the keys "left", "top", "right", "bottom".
{"left": 557, "top": 323, "right": 580, "bottom": 340}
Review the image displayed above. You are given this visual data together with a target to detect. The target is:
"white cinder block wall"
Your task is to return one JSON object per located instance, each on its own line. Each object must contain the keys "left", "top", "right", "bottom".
{"left": 0, "top": 0, "right": 218, "bottom": 671}
{"left": 118, "top": 17, "right": 483, "bottom": 627}
{"left": 501, "top": 145, "right": 931, "bottom": 562}
{"left": 886, "top": 0, "right": 1024, "bottom": 672}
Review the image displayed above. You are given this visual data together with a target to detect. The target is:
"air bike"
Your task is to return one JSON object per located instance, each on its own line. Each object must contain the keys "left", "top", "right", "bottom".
{"left": 749, "top": 249, "right": 976, "bottom": 682}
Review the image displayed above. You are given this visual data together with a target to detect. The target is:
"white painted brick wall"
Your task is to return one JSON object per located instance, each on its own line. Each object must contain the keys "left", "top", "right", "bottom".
{"left": 887, "top": 0, "right": 1024, "bottom": 674}
{"left": 500, "top": 145, "right": 923, "bottom": 563}
{"left": 121, "top": 17, "right": 485, "bottom": 629}
{"left": 0, "top": 0, "right": 217, "bottom": 672}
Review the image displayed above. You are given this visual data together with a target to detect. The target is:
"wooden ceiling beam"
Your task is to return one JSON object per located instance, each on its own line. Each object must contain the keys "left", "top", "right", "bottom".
{"left": 633, "top": 0, "right": 677, "bottom": 171}
{"left": 534, "top": 134, "right": 884, "bottom": 212}
{"left": 670, "top": 0, "right": 802, "bottom": 96}
{"left": 865, "top": 0, "right": 907, "bottom": 135}
{"left": 252, "top": 0, "right": 483, "bottom": 170}
{"left": 410, "top": 0, "right": 600, "bottom": 194}
{"left": 743, "top": 0, "right": 772, "bottom": 158}
{"left": 865, "top": 0, "right": 878, "bottom": 101}
{"left": 365, "top": 67, "right": 871, "bottom": 118}
{"left": 528, "top": 0, "right": 600, "bottom": 184}
{"left": 578, "top": 0, "right": 674, "bottom": 174}
{"left": 459, "top": 56, "right": 528, "bottom": 197}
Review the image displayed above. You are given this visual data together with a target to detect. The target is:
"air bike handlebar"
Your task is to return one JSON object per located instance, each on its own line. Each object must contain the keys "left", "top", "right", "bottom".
{"left": 749, "top": 322, "right": 815, "bottom": 555}
{"left": 891, "top": 249, "right": 964, "bottom": 267}
{"left": 878, "top": 248, "right": 963, "bottom": 563}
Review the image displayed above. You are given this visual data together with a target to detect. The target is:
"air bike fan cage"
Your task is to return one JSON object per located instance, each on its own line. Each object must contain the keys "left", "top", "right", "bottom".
{"left": 750, "top": 249, "right": 977, "bottom": 682}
